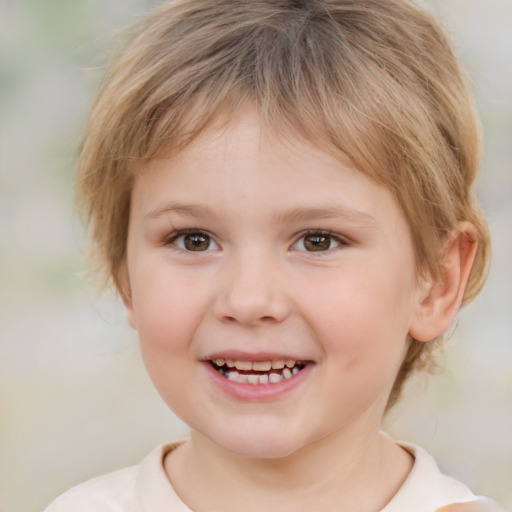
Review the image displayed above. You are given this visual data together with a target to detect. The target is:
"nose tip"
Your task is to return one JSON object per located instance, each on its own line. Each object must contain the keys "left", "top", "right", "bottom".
{"left": 212, "top": 265, "right": 291, "bottom": 326}
{"left": 220, "top": 301, "right": 288, "bottom": 326}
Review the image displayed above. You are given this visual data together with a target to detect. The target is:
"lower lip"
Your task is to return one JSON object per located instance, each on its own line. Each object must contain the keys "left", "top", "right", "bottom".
{"left": 202, "top": 362, "right": 313, "bottom": 401}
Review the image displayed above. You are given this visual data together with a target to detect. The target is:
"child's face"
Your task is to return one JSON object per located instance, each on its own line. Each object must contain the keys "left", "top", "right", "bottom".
{"left": 124, "top": 107, "right": 426, "bottom": 458}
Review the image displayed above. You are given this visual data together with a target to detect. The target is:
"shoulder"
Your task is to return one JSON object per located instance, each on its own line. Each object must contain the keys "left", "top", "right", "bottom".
{"left": 381, "top": 440, "right": 499, "bottom": 512}
{"left": 43, "top": 442, "right": 189, "bottom": 512}
{"left": 43, "top": 464, "right": 140, "bottom": 512}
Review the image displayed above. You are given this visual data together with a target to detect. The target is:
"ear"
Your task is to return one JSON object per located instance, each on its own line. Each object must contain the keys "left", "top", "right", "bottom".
{"left": 409, "top": 222, "right": 478, "bottom": 342}
{"left": 118, "top": 261, "right": 137, "bottom": 330}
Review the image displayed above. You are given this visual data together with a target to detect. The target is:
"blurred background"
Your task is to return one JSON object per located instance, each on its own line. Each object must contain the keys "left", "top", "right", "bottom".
{"left": 0, "top": 1, "right": 510, "bottom": 510}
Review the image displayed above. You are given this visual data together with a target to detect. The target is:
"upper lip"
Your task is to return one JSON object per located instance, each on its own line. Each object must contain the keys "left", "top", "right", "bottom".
{"left": 202, "top": 350, "right": 312, "bottom": 363}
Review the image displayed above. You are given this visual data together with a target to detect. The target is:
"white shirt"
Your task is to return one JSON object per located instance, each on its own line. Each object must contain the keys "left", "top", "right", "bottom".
{"left": 44, "top": 441, "right": 495, "bottom": 512}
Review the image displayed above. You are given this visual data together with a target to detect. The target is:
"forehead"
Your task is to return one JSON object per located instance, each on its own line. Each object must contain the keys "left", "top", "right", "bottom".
{"left": 132, "top": 107, "right": 405, "bottom": 234}
{"left": 146, "top": 104, "right": 359, "bottom": 183}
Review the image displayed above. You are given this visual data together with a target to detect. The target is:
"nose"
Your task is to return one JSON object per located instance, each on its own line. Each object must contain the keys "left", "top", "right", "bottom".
{"left": 212, "top": 252, "right": 291, "bottom": 326}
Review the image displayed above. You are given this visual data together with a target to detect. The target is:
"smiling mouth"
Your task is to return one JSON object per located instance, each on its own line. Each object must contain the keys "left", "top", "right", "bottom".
{"left": 209, "top": 358, "right": 307, "bottom": 384}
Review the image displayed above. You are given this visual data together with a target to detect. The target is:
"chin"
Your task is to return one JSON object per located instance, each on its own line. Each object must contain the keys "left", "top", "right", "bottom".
{"left": 210, "top": 426, "right": 307, "bottom": 460}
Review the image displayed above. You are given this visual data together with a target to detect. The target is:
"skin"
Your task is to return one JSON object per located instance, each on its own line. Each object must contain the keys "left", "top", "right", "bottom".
{"left": 123, "top": 107, "right": 478, "bottom": 511}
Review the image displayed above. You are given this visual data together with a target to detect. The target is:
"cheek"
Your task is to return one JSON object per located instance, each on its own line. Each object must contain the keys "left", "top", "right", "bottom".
{"left": 129, "top": 266, "right": 207, "bottom": 356}
{"left": 296, "top": 263, "right": 413, "bottom": 374}
{"left": 129, "top": 275, "right": 206, "bottom": 412}
{"left": 302, "top": 265, "right": 413, "bottom": 333}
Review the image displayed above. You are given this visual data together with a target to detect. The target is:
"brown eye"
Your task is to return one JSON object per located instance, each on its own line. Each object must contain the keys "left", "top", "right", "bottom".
{"left": 172, "top": 231, "right": 219, "bottom": 251}
{"left": 184, "top": 233, "right": 210, "bottom": 251}
{"left": 303, "top": 234, "right": 331, "bottom": 251}
{"left": 294, "top": 232, "right": 342, "bottom": 252}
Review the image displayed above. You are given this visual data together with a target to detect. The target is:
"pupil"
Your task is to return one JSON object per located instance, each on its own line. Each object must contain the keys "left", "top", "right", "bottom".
{"left": 304, "top": 234, "right": 330, "bottom": 251}
{"left": 184, "top": 233, "right": 210, "bottom": 251}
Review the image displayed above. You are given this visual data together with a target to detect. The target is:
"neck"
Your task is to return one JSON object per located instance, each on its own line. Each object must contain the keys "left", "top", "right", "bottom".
{"left": 166, "top": 426, "right": 413, "bottom": 512}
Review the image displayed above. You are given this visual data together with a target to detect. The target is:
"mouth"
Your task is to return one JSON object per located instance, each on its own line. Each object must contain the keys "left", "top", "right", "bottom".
{"left": 209, "top": 358, "right": 307, "bottom": 385}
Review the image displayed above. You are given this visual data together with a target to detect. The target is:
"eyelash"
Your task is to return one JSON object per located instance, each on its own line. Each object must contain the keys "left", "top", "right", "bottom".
{"left": 164, "top": 229, "right": 349, "bottom": 253}
{"left": 291, "top": 230, "right": 349, "bottom": 254}
{"left": 165, "top": 229, "right": 220, "bottom": 252}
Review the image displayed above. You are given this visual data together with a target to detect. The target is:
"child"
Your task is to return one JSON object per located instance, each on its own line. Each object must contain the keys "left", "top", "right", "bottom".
{"left": 45, "top": 0, "right": 503, "bottom": 510}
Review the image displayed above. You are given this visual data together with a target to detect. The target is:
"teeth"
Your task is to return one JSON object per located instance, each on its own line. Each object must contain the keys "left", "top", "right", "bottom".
{"left": 220, "top": 368, "right": 304, "bottom": 384}
{"left": 259, "top": 374, "right": 269, "bottom": 384}
{"left": 252, "top": 361, "right": 272, "bottom": 371}
{"left": 234, "top": 360, "right": 252, "bottom": 371}
{"left": 220, "top": 359, "right": 297, "bottom": 371}
{"left": 268, "top": 373, "right": 282, "bottom": 383}
{"left": 227, "top": 371, "right": 278, "bottom": 385}
{"left": 247, "top": 374, "right": 259, "bottom": 385}
{"left": 212, "top": 358, "right": 305, "bottom": 384}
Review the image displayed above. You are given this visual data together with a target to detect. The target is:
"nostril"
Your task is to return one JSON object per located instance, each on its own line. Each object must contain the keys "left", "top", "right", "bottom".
{"left": 222, "top": 314, "right": 276, "bottom": 324}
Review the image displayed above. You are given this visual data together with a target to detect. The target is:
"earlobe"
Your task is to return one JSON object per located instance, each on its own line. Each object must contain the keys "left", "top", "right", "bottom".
{"left": 409, "top": 222, "right": 478, "bottom": 342}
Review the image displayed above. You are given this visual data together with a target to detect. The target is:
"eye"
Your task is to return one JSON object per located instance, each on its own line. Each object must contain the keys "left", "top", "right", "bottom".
{"left": 292, "top": 231, "right": 344, "bottom": 252}
{"left": 169, "top": 230, "right": 220, "bottom": 252}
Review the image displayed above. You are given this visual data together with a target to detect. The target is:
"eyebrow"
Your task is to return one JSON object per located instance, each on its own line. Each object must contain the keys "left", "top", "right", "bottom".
{"left": 146, "top": 202, "right": 214, "bottom": 220}
{"left": 273, "top": 206, "right": 378, "bottom": 227}
{"left": 146, "top": 202, "right": 377, "bottom": 227}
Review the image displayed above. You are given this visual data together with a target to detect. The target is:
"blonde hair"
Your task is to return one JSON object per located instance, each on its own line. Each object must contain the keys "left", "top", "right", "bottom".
{"left": 76, "top": 0, "right": 491, "bottom": 408}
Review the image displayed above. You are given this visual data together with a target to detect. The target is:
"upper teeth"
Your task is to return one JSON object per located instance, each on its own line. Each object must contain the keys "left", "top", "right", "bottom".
{"left": 214, "top": 358, "right": 297, "bottom": 371}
